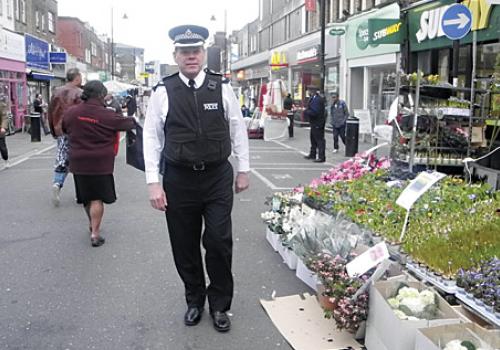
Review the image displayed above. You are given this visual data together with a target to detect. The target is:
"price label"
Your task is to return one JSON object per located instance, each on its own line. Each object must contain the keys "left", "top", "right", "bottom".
{"left": 396, "top": 171, "right": 446, "bottom": 211}
{"left": 346, "top": 242, "right": 389, "bottom": 278}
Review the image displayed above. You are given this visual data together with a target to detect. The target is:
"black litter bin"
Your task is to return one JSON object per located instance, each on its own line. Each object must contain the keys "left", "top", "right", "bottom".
{"left": 30, "top": 113, "right": 41, "bottom": 142}
{"left": 345, "top": 116, "right": 359, "bottom": 157}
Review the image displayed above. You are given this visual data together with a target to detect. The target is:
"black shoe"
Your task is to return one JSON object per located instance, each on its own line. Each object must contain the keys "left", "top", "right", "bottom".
{"left": 90, "top": 236, "right": 105, "bottom": 247}
{"left": 184, "top": 307, "right": 203, "bottom": 326}
{"left": 313, "top": 159, "right": 326, "bottom": 163}
{"left": 211, "top": 311, "right": 231, "bottom": 332}
{"left": 304, "top": 155, "right": 315, "bottom": 160}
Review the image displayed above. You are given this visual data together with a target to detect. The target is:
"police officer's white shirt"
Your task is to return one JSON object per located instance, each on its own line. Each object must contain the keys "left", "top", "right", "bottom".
{"left": 143, "top": 69, "right": 250, "bottom": 184}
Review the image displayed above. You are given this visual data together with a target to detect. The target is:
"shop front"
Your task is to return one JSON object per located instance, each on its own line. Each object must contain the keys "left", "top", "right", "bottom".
{"left": 406, "top": 0, "right": 499, "bottom": 89}
{"left": 345, "top": 2, "right": 401, "bottom": 126}
{"left": 0, "top": 28, "right": 27, "bottom": 129}
{"left": 25, "top": 34, "right": 54, "bottom": 112}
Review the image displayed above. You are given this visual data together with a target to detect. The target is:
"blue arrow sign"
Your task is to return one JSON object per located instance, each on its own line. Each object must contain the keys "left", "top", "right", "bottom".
{"left": 441, "top": 4, "right": 472, "bottom": 40}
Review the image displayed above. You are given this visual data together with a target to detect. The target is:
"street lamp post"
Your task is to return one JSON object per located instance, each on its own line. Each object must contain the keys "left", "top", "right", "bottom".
{"left": 210, "top": 10, "right": 228, "bottom": 75}
{"left": 110, "top": 7, "right": 127, "bottom": 80}
{"left": 320, "top": 0, "right": 326, "bottom": 94}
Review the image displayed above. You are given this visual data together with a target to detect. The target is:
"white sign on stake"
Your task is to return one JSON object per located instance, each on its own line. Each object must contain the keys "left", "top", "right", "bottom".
{"left": 396, "top": 171, "right": 446, "bottom": 241}
{"left": 346, "top": 242, "right": 389, "bottom": 278}
{"left": 396, "top": 171, "right": 446, "bottom": 211}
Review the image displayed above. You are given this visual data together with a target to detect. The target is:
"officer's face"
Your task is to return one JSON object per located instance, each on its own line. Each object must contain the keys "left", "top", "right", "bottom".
{"left": 174, "top": 47, "right": 205, "bottom": 79}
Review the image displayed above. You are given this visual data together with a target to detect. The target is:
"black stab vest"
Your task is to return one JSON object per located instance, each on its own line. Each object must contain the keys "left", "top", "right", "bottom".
{"left": 162, "top": 73, "right": 231, "bottom": 167}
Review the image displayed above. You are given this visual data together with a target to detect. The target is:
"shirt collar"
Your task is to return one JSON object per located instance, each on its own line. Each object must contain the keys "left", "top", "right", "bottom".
{"left": 179, "top": 69, "right": 206, "bottom": 89}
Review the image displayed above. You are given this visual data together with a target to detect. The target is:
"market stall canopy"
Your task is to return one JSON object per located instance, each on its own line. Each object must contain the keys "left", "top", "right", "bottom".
{"left": 103, "top": 80, "right": 137, "bottom": 94}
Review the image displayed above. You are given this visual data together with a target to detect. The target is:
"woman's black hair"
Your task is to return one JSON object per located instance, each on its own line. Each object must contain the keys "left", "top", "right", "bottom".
{"left": 81, "top": 80, "right": 108, "bottom": 101}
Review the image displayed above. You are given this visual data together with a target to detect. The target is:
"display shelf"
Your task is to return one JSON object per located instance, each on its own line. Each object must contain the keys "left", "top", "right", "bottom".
{"left": 455, "top": 289, "right": 500, "bottom": 327}
{"left": 405, "top": 261, "right": 458, "bottom": 294}
{"left": 404, "top": 155, "right": 465, "bottom": 166}
{"left": 401, "top": 84, "right": 488, "bottom": 99}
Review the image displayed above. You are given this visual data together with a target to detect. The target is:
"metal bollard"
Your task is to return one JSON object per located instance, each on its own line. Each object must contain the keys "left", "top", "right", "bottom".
{"left": 345, "top": 116, "right": 359, "bottom": 157}
{"left": 30, "top": 113, "right": 41, "bottom": 142}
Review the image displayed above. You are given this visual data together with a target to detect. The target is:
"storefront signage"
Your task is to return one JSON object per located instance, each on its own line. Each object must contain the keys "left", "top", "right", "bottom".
{"left": 49, "top": 52, "right": 67, "bottom": 64}
{"left": 346, "top": 3, "right": 401, "bottom": 59}
{"left": 25, "top": 34, "right": 49, "bottom": 70}
{"left": 409, "top": 0, "right": 498, "bottom": 51}
{"left": 305, "top": 0, "right": 316, "bottom": 12}
{"left": 296, "top": 46, "right": 319, "bottom": 64}
{"left": 0, "top": 29, "right": 25, "bottom": 62}
{"left": 441, "top": 4, "right": 472, "bottom": 40}
{"left": 368, "top": 19, "right": 405, "bottom": 45}
{"left": 329, "top": 28, "right": 346, "bottom": 36}
{"left": 270, "top": 51, "right": 288, "bottom": 70}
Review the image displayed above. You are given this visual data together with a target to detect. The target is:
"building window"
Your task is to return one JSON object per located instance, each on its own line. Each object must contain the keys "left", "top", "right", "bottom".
{"left": 105, "top": 53, "right": 109, "bottom": 65}
{"left": 85, "top": 49, "right": 91, "bottom": 63}
{"left": 0, "top": 0, "right": 3, "bottom": 17}
{"left": 20, "top": 0, "right": 26, "bottom": 23}
{"left": 35, "top": 10, "right": 40, "bottom": 29}
{"left": 6, "top": 0, "right": 12, "bottom": 19}
{"left": 48, "top": 12, "right": 55, "bottom": 33}
{"left": 14, "top": 0, "right": 19, "bottom": 20}
{"left": 91, "top": 42, "right": 97, "bottom": 56}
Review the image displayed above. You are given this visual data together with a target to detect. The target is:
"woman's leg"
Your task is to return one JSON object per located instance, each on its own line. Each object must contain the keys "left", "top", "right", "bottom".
{"left": 89, "top": 200, "right": 104, "bottom": 238}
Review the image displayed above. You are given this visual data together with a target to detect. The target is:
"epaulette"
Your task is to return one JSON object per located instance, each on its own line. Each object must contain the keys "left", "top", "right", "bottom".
{"left": 152, "top": 81, "right": 164, "bottom": 92}
{"left": 162, "top": 72, "right": 179, "bottom": 81}
{"left": 204, "top": 68, "right": 222, "bottom": 76}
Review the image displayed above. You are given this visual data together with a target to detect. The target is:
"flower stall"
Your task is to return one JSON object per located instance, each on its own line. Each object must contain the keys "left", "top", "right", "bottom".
{"left": 260, "top": 150, "right": 500, "bottom": 348}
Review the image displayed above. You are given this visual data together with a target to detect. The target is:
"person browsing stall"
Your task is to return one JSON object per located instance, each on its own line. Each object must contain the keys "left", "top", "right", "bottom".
{"left": 143, "top": 24, "right": 249, "bottom": 333}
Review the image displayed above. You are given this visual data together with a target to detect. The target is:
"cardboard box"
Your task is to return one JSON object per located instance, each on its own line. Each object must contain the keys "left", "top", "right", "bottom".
{"left": 365, "top": 278, "right": 461, "bottom": 350}
{"left": 296, "top": 259, "right": 318, "bottom": 291}
{"left": 266, "top": 227, "right": 279, "bottom": 252}
{"left": 415, "top": 323, "right": 500, "bottom": 350}
{"left": 260, "top": 293, "right": 362, "bottom": 350}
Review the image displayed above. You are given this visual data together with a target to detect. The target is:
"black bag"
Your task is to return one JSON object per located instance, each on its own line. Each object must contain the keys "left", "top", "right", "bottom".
{"left": 126, "top": 125, "right": 145, "bottom": 172}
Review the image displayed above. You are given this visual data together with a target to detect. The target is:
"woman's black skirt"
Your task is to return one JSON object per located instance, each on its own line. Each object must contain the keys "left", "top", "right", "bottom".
{"left": 73, "top": 174, "right": 117, "bottom": 205}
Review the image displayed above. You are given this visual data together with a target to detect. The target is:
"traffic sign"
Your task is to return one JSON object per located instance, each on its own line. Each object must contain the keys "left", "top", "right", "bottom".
{"left": 441, "top": 4, "right": 472, "bottom": 40}
{"left": 329, "top": 28, "right": 345, "bottom": 36}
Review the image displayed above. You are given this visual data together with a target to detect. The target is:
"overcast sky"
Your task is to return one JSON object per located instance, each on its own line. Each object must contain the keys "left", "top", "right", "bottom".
{"left": 57, "top": 0, "right": 260, "bottom": 64}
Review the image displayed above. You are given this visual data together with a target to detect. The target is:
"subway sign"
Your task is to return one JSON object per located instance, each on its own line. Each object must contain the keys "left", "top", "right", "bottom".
{"left": 368, "top": 18, "right": 405, "bottom": 45}
{"left": 409, "top": 0, "right": 498, "bottom": 51}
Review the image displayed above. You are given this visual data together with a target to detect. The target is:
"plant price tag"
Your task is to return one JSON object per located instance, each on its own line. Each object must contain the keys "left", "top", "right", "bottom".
{"left": 346, "top": 242, "right": 389, "bottom": 278}
{"left": 396, "top": 171, "right": 446, "bottom": 211}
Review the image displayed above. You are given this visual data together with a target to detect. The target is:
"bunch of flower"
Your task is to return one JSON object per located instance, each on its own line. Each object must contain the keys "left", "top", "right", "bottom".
{"left": 443, "top": 339, "right": 488, "bottom": 350}
{"left": 456, "top": 257, "right": 500, "bottom": 312}
{"left": 307, "top": 253, "right": 369, "bottom": 333}
{"left": 309, "top": 152, "right": 390, "bottom": 188}
{"left": 387, "top": 284, "right": 438, "bottom": 320}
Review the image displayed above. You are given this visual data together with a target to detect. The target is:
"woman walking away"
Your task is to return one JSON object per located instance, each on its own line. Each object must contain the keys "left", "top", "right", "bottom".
{"left": 62, "top": 80, "right": 136, "bottom": 247}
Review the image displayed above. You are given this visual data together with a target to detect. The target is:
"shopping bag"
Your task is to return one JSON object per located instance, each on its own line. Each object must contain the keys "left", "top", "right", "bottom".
{"left": 126, "top": 124, "right": 145, "bottom": 171}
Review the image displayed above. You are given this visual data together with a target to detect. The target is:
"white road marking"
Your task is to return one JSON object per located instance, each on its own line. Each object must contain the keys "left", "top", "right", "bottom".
{"left": 0, "top": 144, "right": 56, "bottom": 172}
{"left": 271, "top": 174, "right": 292, "bottom": 180}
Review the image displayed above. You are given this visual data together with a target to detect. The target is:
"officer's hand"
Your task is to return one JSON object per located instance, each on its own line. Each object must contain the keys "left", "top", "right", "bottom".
{"left": 148, "top": 183, "right": 167, "bottom": 211}
{"left": 235, "top": 172, "right": 250, "bottom": 193}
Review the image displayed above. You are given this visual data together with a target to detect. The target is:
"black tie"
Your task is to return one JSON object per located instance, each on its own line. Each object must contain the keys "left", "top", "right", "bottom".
{"left": 188, "top": 79, "right": 195, "bottom": 90}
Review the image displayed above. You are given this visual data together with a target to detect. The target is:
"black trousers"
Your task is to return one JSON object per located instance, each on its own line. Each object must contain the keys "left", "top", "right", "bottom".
{"left": 332, "top": 125, "right": 346, "bottom": 150}
{"left": 308, "top": 124, "right": 326, "bottom": 160}
{"left": 287, "top": 112, "right": 294, "bottom": 138}
{"left": 0, "top": 137, "right": 8, "bottom": 161}
{"left": 163, "top": 161, "right": 234, "bottom": 313}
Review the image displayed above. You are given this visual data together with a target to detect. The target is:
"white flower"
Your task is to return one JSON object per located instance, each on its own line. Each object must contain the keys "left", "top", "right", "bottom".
{"left": 443, "top": 340, "right": 467, "bottom": 350}
{"left": 400, "top": 297, "right": 426, "bottom": 314}
{"left": 407, "top": 316, "right": 420, "bottom": 321}
{"left": 396, "top": 287, "right": 420, "bottom": 300}
{"left": 387, "top": 298, "right": 400, "bottom": 309}
{"left": 419, "top": 290, "right": 435, "bottom": 306}
{"left": 282, "top": 222, "right": 292, "bottom": 233}
{"left": 261, "top": 211, "right": 276, "bottom": 221}
{"left": 393, "top": 310, "right": 407, "bottom": 320}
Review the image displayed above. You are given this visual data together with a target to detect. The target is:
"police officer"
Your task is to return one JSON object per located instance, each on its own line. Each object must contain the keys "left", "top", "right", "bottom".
{"left": 143, "top": 24, "right": 250, "bottom": 333}
{"left": 304, "top": 89, "right": 326, "bottom": 162}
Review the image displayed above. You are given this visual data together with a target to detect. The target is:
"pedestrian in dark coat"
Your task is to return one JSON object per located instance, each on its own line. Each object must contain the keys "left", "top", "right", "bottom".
{"left": 304, "top": 89, "right": 326, "bottom": 162}
{"left": 62, "top": 80, "right": 135, "bottom": 247}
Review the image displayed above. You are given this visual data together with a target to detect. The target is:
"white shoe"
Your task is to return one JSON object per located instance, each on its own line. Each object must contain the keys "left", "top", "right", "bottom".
{"left": 4, "top": 160, "right": 10, "bottom": 168}
{"left": 332, "top": 149, "right": 338, "bottom": 153}
{"left": 52, "top": 184, "right": 61, "bottom": 207}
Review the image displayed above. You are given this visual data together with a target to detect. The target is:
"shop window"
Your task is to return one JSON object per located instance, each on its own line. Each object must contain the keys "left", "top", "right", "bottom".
{"left": 437, "top": 49, "right": 450, "bottom": 83}
{"left": 325, "top": 65, "right": 339, "bottom": 97}
{"left": 417, "top": 51, "right": 432, "bottom": 75}
{"left": 477, "top": 43, "right": 500, "bottom": 79}
{"left": 368, "top": 65, "right": 397, "bottom": 124}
